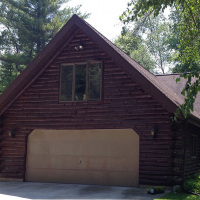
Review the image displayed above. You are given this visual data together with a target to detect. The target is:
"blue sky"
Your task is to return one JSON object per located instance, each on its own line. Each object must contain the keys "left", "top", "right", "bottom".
{"left": 67, "top": 0, "right": 130, "bottom": 41}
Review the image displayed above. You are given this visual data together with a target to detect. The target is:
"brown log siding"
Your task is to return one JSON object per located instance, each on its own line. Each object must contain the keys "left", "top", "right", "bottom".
{"left": 0, "top": 30, "right": 175, "bottom": 185}
{"left": 184, "top": 123, "right": 200, "bottom": 177}
{"left": 171, "top": 121, "right": 200, "bottom": 185}
{"left": 171, "top": 120, "right": 185, "bottom": 184}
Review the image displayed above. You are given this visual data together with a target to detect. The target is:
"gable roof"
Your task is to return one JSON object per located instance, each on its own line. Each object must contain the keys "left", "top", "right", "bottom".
{"left": 0, "top": 14, "right": 198, "bottom": 122}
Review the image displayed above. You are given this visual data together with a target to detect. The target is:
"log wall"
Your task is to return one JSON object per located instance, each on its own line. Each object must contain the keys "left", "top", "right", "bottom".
{"left": 171, "top": 120, "right": 185, "bottom": 185}
{"left": 0, "top": 30, "right": 175, "bottom": 185}
{"left": 171, "top": 121, "right": 200, "bottom": 185}
{"left": 184, "top": 123, "right": 200, "bottom": 177}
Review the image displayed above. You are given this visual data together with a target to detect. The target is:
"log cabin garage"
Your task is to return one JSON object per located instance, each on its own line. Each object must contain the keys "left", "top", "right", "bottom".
{"left": 0, "top": 15, "right": 200, "bottom": 187}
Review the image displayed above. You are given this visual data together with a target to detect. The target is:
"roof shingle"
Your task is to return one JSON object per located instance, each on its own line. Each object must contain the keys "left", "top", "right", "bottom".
{"left": 157, "top": 74, "right": 200, "bottom": 119}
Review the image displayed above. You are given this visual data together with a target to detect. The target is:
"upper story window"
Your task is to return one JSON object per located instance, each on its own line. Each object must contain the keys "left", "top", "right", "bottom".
{"left": 60, "top": 61, "right": 102, "bottom": 102}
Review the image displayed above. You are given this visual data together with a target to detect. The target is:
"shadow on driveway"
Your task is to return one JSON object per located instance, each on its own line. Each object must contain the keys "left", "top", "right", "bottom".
{"left": 0, "top": 182, "right": 167, "bottom": 199}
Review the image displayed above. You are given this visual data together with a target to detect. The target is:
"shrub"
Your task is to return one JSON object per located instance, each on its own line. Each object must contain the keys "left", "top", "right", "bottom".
{"left": 147, "top": 186, "right": 165, "bottom": 194}
{"left": 184, "top": 172, "right": 200, "bottom": 194}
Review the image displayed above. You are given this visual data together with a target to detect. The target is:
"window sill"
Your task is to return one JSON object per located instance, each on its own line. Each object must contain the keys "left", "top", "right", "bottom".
{"left": 59, "top": 99, "right": 102, "bottom": 103}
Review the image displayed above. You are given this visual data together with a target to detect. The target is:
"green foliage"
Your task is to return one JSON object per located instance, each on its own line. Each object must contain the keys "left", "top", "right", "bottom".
{"left": 168, "top": 9, "right": 199, "bottom": 74}
{"left": 120, "top": 10, "right": 173, "bottom": 74}
{"left": 139, "top": 14, "right": 172, "bottom": 74}
{"left": 184, "top": 173, "right": 200, "bottom": 194}
{"left": 174, "top": 72, "right": 200, "bottom": 119}
{"left": 147, "top": 186, "right": 165, "bottom": 194}
{"left": 114, "top": 31, "right": 142, "bottom": 56}
{"left": 120, "top": 0, "right": 200, "bottom": 118}
{"left": 172, "top": 63, "right": 199, "bottom": 73}
{"left": 0, "top": 0, "right": 89, "bottom": 93}
{"left": 130, "top": 43, "right": 156, "bottom": 72}
{"left": 155, "top": 192, "right": 200, "bottom": 200}
{"left": 115, "top": 12, "right": 174, "bottom": 74}
{"left": 114, "top": 31, "right": 156, "bottom": 72}
{"left": 0, "top": 62, "right": 21, "bottom": 93}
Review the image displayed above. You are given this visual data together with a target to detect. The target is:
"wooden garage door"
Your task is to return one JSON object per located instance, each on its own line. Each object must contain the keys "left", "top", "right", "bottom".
{"left": 25, "top": 129, "right": 139, "bottom": 186}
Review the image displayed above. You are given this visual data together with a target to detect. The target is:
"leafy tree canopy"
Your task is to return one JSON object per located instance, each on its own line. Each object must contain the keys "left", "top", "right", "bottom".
{"left": 0, "top": 0, "right": 89, "bottom": 93}
{"left": 114, "top": 31, "right": 156, "bottom": 72}
{"left": 116, "top": 12, "right": 173, "bottom": 74}
{"left": 120, "top": 0, "right": 200, "bottom": 118}
{"left": 135, "top": 13, "right": 172, "bottom": 74}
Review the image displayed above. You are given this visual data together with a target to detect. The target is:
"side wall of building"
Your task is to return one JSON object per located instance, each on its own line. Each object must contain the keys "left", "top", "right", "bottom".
{"left": 172, "top": 121, "right": 200, "bottom": 185}
{"left": 185, "top": 123, "right": 200, "bottom": 177}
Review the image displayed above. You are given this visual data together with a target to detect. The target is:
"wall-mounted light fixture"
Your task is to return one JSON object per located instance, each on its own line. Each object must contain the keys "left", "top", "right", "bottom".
{"left": 75, "top": 44, "right": 84, "bottom": 51}
{"left": 151, "top": 126, "right": 158, "bottom": 139}
{"left": 8, "top": 129, "right": 15, "bottom": 138}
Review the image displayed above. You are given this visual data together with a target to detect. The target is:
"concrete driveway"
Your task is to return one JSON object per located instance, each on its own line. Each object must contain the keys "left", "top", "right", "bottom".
{"left": 0, "top": 182, "right": 168, "bottom": 200}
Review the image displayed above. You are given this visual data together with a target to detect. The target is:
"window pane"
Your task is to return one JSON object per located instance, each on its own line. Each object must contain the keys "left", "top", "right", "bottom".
{"left": 60, "top": 65, "right": 73, "bottom": 101}
{"left": 88, "top": 62, "right": 101, "bottom": 100}
{"left": 75, "top": 64, "right": 86, "bottom": 101}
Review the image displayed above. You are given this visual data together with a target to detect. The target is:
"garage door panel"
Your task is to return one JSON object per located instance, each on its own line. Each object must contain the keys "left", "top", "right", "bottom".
{"left": 26, "top": 168, "right": 137, "bottom": 186}
{"left": 106, "top": 156, "right": 138, "bottom": 172}
{"left": 26, "top": 129, "right": 139, "bottom": 186}
{"left": 28, "top": 155, "right": 137, "bottom": 172}
{"left": 109, "top": 143, "right": 139, "bottom": 156}
{"left": 79, "top": 129, "right": 134, "bottom": 142}
{"left": 27, "top": 155, "right": 82, "bottom": 170}
{"left": 80, "top": 142, "right": 110, "bottom": 156}
{"left": 80, "top": 142, "right": 137, "bottom": 157}
{"left": 51, "top": 142, "right": 81, "bottom": 156}
{"left": 26, "top": 169, "right": 82, "bottom": 183}
{"left": 29, "top": 141, "right": 81, "bottom": 156}
{"left": 108, "top": 171, "right": 138, "bottom": 186}
{"left": 30, "top": 130, "right": 81, "bottom": 142}
{"left": 81, "top": 156, "right": 138, "bottom": 172}
{"left": 28, "top": 141, "right": 51, "bottom": 155}
{"left": 78, "top": 156, "right": 105, "bottom": 171}
{"left": 27, "top": 155, "right": 52, "bottom": 169}
{"left": 52, "top": 156, "right": 81, "bottom": 169}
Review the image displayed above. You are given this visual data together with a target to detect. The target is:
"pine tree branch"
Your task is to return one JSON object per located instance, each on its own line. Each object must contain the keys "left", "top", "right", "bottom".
{"left": 2, "top": 0, "right": 35, "bottom": 17}
{"left": 0, "top": 54, "right": 28, "bottom": 65}
{"left": 7, "top": 26, "right": 19, "bottom": 53}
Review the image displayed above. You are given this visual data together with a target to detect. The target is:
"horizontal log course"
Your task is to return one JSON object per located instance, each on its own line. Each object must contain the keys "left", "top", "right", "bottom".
{"left": 0, "top": 157, "right": 25, "bottom": 162}
{"left": 5, "top": 107, "right": 170, "bottom": 117}
{"left": 2, "top": 120, "right": 170, "bottom": 130}
{"left": 3, "top": 113, "right": 170, "bottom": 122}
{"left": 7, "top": 102, "right": 165, "bottom": 112}
{"left": 5, "top": 107, "right": 167, "bottom": 116}
{"left": 140, "top": 157, "right": 171, "bottom": 163}
{"left": 1, "top": 160, "right": 24, "bottom": 166}
{"left": 139, "top": 173, "right": 174, "bottom": 180}
{"left": 140, "top": 178, "right": 173, "bottom": 186}
{"left": 140, "top": 161, "right": 172, "bottom": 167}
{"left": 1, "top": 152, "right": 25, "bottom": 158}
{"left": 140, "top": 166, "right": 173, "bottom": 172}
{"left": 0, "top": 172, "right": 24, "bottom": 178}
{"left": 140, "top": 150, "right": 172, "bottom": 155}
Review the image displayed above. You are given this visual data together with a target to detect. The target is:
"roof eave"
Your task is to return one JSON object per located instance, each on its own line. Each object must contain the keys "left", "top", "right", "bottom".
{"left": 188, "top": 114, "right": 200, "bottom": 128}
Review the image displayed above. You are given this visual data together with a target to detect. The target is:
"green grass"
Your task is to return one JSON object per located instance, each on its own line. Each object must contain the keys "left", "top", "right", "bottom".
{"left": 154, "top": 192, "right": 200, "bottom": 200}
